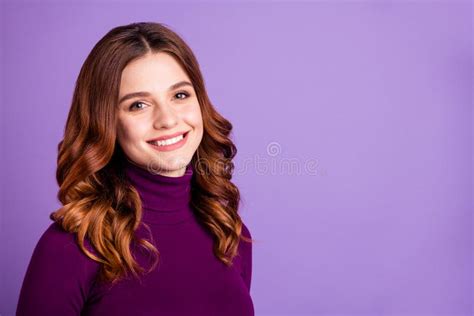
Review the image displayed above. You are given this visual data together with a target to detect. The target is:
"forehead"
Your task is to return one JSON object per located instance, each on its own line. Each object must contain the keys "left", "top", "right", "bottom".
{"left": 119, "top": 52, "right": 190, "bottom": 93}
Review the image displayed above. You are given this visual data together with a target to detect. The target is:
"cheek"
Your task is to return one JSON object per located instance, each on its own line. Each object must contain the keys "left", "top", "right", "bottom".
{"left": 185, "top": 104, "right": 203, "bottom": 129}
{"left": 116, "top": 118, "right": 144, "bottom": 144}
{"left": 186, "top": 106, "right": 204, "bottom": 148}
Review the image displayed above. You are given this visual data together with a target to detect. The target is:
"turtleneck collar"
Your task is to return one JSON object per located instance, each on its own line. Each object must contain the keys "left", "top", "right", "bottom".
{"left": 123, "top": 159, "right": 195, "bottom": 225}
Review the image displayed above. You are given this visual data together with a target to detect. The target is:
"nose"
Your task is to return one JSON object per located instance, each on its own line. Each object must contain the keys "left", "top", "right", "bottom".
{"left": 153, "top": 102, "right": 178, "bottom": 130}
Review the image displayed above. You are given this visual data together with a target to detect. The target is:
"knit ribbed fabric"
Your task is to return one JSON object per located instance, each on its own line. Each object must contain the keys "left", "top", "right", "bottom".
{"left": 16, "top": 159, "right": 254, "bottom": 316}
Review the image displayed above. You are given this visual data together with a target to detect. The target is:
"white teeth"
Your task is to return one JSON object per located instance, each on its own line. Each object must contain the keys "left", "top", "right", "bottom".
{"left": 150, "top": 134, "right": 184, "bottom": 147}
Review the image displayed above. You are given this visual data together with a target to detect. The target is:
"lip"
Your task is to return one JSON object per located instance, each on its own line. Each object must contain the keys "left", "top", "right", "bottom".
{"left": 147, "top": 131, "right": 189, "bottom": 142}
{"left": 147, "top": 131, "right": 190, "bottom": 152}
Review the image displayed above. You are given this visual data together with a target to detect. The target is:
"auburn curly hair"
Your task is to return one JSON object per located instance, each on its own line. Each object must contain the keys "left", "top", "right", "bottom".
{"left": 49, "top": 22, "right": 253, "bottom": 286}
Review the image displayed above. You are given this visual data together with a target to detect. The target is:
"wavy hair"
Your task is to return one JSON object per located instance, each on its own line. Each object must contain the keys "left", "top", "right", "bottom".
{"left": 49, "top": 22, "right": 253, "bottom": 286}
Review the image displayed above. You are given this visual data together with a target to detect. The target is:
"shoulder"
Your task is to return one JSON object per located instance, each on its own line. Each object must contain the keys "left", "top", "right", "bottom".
{"left": 239, "top": 221, "right": 253, "bottom": 255}
{"left": 238, "top": 221, "right": 253, "bottom": 291}
{"left": 29, "top": 221, "right": 100, "bottom": 276}
{"left": 241, "top": 222, "right": 252, "bottom": 239}
{"left": 36, "top": 222, "right": 96, "bottom": 257}
{"left": 17, "top": 222, "right": 100, "bottom": 315}
{"left": 37, "top": 221, "right": 76, "bottom": 249}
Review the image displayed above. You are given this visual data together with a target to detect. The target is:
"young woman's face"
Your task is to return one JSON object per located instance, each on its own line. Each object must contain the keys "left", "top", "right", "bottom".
{"left": 116, "top": 52, "right": 203, "bottom": 177}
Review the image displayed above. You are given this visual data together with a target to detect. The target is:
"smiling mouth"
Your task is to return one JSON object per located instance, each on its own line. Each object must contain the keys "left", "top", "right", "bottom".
{"left": 147, "top": 131, "right": 189, "bottom": 147}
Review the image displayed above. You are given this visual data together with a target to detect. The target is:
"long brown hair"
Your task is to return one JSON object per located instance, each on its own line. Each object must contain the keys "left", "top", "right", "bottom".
{"left": 49, "top": 22, "right": 253, "bottom": 286}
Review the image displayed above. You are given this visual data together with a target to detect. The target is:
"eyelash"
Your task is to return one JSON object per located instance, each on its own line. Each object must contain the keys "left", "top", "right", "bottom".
{"left": 128, "top": 91, "right": 191, "bottom": 111}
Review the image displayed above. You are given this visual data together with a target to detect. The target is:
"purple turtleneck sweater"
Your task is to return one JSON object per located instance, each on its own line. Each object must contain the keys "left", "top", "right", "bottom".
{"left": 16, "top": 160, "right": 254, "bottom": 316}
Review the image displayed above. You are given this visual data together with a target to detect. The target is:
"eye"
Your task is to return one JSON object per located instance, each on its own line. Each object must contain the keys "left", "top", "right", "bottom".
{"left": 129, "top": 101, "right": 147, "bottom": 111}
{"left": 175, "top": 91, "right": 190, "bottom": 100}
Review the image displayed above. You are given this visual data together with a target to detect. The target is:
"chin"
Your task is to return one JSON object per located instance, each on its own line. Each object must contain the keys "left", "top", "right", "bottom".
{"left": 146, "top": 155, "right": 189, "bottom": 172}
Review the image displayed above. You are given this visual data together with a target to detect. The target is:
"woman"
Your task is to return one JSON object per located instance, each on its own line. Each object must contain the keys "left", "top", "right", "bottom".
{"left": 16, "top": 22, "right": 254, "bottom": 316}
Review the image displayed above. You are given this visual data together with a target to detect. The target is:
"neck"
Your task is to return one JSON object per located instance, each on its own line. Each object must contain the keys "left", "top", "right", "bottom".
{"left": 123, "top": 159, "right": 195, "bottom": 225}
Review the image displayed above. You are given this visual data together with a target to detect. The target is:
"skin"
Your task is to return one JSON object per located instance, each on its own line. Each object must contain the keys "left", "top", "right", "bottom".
{"left": 116, "top": 52, "right": 204, "bottom": 177}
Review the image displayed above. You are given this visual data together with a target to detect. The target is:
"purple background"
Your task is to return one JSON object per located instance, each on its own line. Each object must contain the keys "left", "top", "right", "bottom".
{"left": 1, "top": 1, "right": 472, "bottom": 315}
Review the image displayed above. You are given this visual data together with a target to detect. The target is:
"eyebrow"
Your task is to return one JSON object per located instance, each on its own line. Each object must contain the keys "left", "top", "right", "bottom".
{"left": 118, "top": 80, "right": 193, "bottom": 105}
